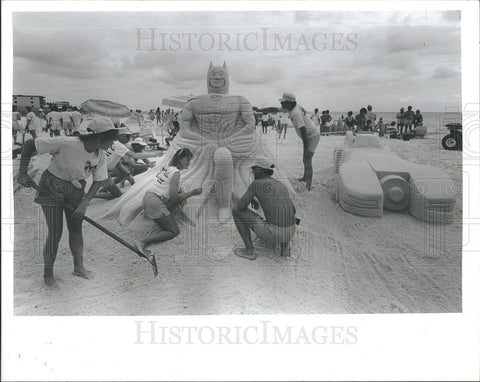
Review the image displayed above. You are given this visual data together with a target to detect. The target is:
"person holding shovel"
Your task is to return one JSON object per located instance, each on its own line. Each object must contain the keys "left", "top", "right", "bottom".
{"left": 17, "top": 117, "right": 119, "bottom": 288}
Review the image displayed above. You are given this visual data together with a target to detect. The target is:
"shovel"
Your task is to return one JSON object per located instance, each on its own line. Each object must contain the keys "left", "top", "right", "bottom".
{"left": 29, "top": 181, "right": 158, "bottom": 277}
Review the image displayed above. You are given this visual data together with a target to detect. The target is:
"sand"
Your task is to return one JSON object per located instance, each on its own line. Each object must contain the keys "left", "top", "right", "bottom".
{"left": 13, "top": 126, "right": 462, "bottom": 315}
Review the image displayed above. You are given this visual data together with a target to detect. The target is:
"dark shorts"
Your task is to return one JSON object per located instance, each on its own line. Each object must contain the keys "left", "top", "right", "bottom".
{"left": 143, "top": 191, "right": 171, "bottom": 219}
{"left": 34, "top": 170, "right": 85, "bottom": 208}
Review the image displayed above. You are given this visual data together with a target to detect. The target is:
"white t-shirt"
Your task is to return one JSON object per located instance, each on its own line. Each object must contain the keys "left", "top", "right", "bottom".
{"left": 47, "top": 111, "right": 62, "bottom": 129}
{"left": 35, "top": 136, "right": 108, "bottom": 185}
{"left": 288, "top": 105, "right": 320, "bottom": 139}
{"left": 49, "top": 111, "right": 62, "bottom": 122}
{"left": 12, "top": 112, "right": 22, "bottom": 131}
{"left": 26, "top": 112, "right": 37, "bottom": 131}
{"left": 71, "top": 111, "right": 82, "bottom": 128}
{"left": 311, "top": 113, "right": 321, "bottom": 127}
{"left": 148, "top": 166, "right": 180, "bottom": 198}
{"left": 280, "top": 113, "right": 290, "bottom": 125}
{"left": 60, "top": 111, "right": 72, "bottom": 124}
{"left": 105, "top": 141, "right": 130, "bottom": 171}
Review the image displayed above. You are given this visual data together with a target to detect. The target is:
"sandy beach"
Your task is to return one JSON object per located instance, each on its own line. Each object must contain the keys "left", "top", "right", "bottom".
{"left": 12, "top": 124, "right": 462, "bottom": 316}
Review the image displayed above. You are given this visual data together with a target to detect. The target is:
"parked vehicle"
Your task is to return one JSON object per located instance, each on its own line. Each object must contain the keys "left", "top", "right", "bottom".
{"left": 442, "top": 123, "right": 462, "bottom": 150}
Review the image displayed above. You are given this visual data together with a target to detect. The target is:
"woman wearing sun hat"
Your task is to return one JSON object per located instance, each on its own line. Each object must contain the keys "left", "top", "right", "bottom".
{"left": 17, "top": 117, "right": 120, "bottom": 287}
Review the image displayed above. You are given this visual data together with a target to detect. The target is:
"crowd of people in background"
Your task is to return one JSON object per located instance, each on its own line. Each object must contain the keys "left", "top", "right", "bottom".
{"left": 12, "top": 101, "right": 426, "bottom": 163}
{"left": 254, "top": 103, "right": 424, "bottom": 140}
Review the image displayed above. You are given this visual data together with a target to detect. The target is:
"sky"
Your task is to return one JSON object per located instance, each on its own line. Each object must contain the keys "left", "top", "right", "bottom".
{"left": 12, "top": 10, "right": 461, "bottom": 112}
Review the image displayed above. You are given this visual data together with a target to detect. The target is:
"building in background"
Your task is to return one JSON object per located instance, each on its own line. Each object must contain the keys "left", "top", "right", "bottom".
{"left": 13, "top": 94, "right": 46, "bottom": 110}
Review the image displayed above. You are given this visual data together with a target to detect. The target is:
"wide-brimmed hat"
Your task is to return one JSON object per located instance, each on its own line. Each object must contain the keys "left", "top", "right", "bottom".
{"left": 117, "top": 126, "right": 133, "bottom": 135}
{"left": 279, "top": 92, "right": 296, "bottom": 103}
{"left": 132, "top": 137, "right": 147, "bottom": 146}
{"left": 85, "top": 117, "right": 118, "bottom": 134}
{"left": 251, "top": 157, "right": 275, "bottom": 171}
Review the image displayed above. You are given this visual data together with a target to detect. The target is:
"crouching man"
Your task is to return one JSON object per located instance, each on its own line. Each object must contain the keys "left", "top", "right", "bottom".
{"left": 232, "top": 159, "right": 297, "bottom": 260}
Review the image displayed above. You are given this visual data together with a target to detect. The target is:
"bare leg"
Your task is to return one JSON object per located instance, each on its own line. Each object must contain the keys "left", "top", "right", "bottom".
{"left": 93, "top": 181, "right": 122, "bottom": 200}
{"left": 135, "top": 214, "right": 180, "bottom": 252}
{"left": 279, "top": 242, "right": 291, "bottom": 257}
{"left": 65, "top": 207, "right": 92, "bottom": 279}
{"left": 303, "top": 149, "right": 314, "bottom": 190}
{"left": 231, "top": 207, "right": 273, "bottom": 260}
{"left": 41, "top": 205, "right": 64, "bottom": 287}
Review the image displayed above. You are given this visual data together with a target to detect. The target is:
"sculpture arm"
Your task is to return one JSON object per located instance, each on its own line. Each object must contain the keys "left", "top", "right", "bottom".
{"left": 180, "top": 101, "right": 194, "bottom": 130}
{"left": 239, "top": 96, "right": 255, "bottom": 131}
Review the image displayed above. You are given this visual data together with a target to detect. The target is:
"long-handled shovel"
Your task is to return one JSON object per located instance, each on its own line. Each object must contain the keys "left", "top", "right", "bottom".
{"left": 29, "top": 182, "right": 158, "bottom": 277}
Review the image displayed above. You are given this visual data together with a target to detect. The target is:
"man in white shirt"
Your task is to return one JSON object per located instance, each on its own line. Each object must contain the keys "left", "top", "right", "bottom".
{"left": 25, "top": 106, "right": 38, "bottom": 139}
{"left": 60, "top": 106, "right": 74, "bottom": 136}
{"left": 12, "top": 105, "right": 23, "bottom": 145}
{"left": 280, "top": 92, "right": 320, "bottom": 191}
{"left": 47, "top": 106, "right": 62, "bottom": 137}
{"left": 311, "top": 108, "right": 321, "bottom": 128}
{"left": 71, "top": 107, "right": 83, "bottom": 132}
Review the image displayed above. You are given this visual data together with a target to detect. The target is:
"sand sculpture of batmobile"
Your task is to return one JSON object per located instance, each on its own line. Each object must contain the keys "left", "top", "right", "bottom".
{"left": 333, "top": 132, "right": 456, "bottom": 222}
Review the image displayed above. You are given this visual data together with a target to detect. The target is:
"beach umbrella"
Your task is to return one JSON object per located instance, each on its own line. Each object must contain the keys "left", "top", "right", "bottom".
{"left": 161, "top": 95, "right": 194, "bottom": 109}
{"left": 80, "top": 99, "right": 133, "bottom": 118}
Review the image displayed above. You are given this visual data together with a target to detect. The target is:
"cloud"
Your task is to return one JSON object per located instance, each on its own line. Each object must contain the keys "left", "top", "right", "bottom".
{"left": 11, "top": 11, "right": 462, "bottom": 111}
{"left": 380, "top": 26, "right": 460, "bottom": 55}
{"left": 230, "top": 63, "right": 282, "bottom": 85}
{"left": 13, "top": 29, "right": 110, "bottom": 79}
{"left": 432, "top": 67, "right": 460, "bottom": 79}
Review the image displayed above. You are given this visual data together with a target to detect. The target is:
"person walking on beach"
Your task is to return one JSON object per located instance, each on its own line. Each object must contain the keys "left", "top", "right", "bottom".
{"left": 17, "top": 117, "right": 120, "bottom": 287}
{"left": 12, "top": 105, "right": 23, "bottom": 144}
{"left": 47, "top": 105, "right": 62, "bottom": 137}
{"left": 134, "top": 148, "right": 203, "bottom": 256}
{"left": 261, "top": 113, "right": 269, "bottom": 134}
{"left": 232, "top": 159, "right": 297, "bottom": 260}
{"left": 278, "top": 112, "right": 289, "bottom": 139}
{"left": 60, "top": 105, "right": 74, "bottom": 136}
{"left": 396, "top": 107, "right": 405, "bottom": 135}
{"left": 155, "top": 107, "right": 161, "bottom": 125}
{"left": 25, "top": 106, "right": 38, "bottom": 139}
{"left": 279, "top": 92, "right": 320, "bottom": 191}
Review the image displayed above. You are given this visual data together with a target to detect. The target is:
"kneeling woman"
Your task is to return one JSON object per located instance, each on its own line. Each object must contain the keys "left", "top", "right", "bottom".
{"left": 135, "top": 148, "right": 202, "bottom": 255}
{"left": 18, "top": 117, "right": 119, "bottom": 287}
